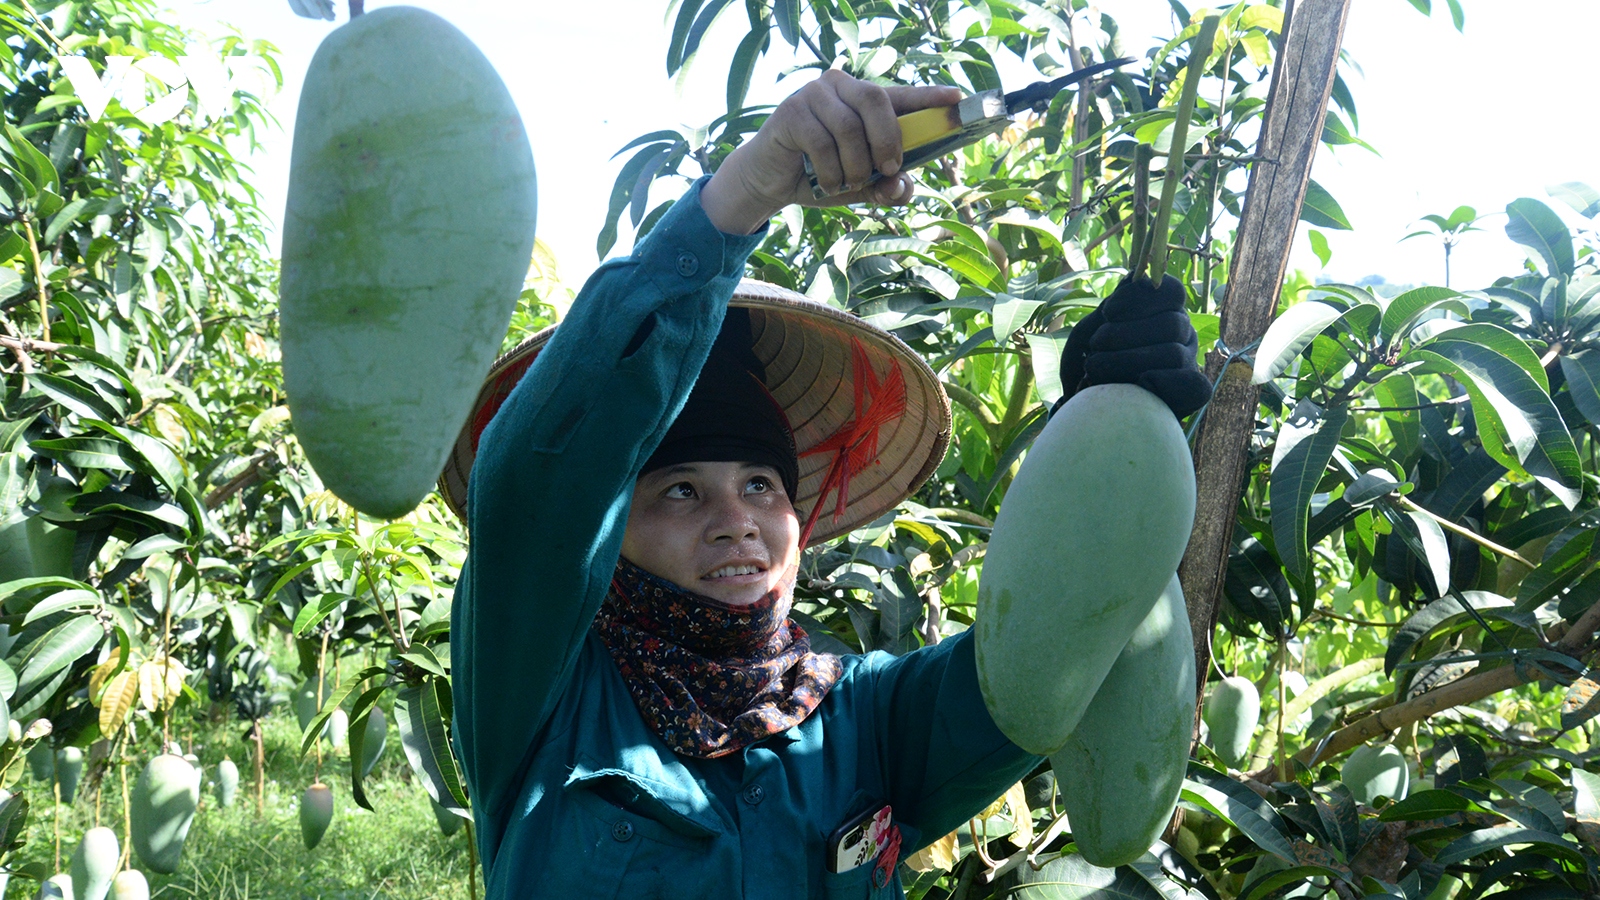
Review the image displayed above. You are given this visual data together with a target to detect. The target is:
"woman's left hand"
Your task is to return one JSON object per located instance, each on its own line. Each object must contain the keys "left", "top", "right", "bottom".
{"left": 701, "top": 70, "right": 961, "bottom": 234}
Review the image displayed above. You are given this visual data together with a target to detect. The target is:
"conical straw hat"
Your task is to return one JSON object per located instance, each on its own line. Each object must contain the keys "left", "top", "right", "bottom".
{"left": 438, "top": 279, "right": 951, "bottom": 546}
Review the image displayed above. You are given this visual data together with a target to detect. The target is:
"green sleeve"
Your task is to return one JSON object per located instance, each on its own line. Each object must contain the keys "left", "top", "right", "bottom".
{"left": 865, "top": 629, "right": 1042, "bottom": 848}
{"left": 452, "top": 180, "right": 766, "bottom": 828}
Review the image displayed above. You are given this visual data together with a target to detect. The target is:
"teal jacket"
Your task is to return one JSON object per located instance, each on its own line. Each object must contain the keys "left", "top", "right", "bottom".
{"left": 452, "top": 180, "right": 1040, "bottom": 899}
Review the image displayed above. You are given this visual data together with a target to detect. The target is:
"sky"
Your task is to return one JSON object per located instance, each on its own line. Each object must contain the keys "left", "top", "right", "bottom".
{"left": 160, "top": 0, "right": 1599, "bottom": 294}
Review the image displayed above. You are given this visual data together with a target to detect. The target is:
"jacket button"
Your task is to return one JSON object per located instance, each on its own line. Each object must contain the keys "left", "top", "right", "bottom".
{"left": 675, "top": 252, "right": 699, "bottom": 277}
{"left": 742, "top": 784, "right": 765, "bottom": 806}
{"left": 612, "top": 820, "right": 634, "bottom": 842}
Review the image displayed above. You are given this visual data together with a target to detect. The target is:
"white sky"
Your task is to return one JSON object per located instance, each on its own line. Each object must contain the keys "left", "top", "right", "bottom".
{"left": 164, "top": 0, "right": 1598, "bottom": 293}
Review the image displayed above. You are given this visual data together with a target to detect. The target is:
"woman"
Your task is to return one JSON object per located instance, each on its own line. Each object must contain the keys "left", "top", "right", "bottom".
{"left": 441, "top": 71, "right": 1207, "bottom": 899}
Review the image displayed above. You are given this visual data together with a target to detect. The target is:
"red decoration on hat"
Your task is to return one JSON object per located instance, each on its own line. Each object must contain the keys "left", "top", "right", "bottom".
{"left": 469, "top": 353, "right": 540, "bottom": 451}
{"left": 798, "top": 338, "right": 907, "bottom": 546}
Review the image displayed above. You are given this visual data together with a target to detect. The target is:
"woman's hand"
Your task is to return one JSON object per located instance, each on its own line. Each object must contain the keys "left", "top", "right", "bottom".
{"left": 701, "top": 70, "right": 962, "bottom": 234}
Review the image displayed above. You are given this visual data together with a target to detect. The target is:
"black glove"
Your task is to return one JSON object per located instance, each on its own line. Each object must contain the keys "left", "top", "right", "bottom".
{"left": 1054, "top": 274, "right": 1213, "bottom": 419}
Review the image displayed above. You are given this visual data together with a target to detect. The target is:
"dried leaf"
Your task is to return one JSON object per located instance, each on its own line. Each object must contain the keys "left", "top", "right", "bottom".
{"left": 904, "top": 831, "right": 959, "bottom": 872}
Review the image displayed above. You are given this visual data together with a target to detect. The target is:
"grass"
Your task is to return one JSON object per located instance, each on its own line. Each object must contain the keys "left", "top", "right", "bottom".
{"left": 4, "top": 706, "right": 478, "bottom": 900}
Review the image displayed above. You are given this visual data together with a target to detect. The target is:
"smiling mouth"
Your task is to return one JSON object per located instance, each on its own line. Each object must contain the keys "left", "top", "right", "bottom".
{"left": 706, "top": 564, "right": 766, "bottom": 580}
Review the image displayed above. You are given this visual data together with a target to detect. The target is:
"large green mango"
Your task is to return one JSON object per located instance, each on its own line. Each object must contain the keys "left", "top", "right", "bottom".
{"left": 281, "top": 6, "right": 538, "bottom": 518}
{"left": 300, "top": 782, "right": 334, "bottom": 850}
{"left": 1053, "top": 575, "right": 1195, "bottom": 867}
{"left": 1341, "top": 742, "right": 1409, "bottom": 805}
{"left": 128, "top": 754, "right": 199, "bottom": 874}
{"left": 975, "top": 384, "right": 1196, "bottom": 754}
{"left": 1203, "top": 675, "right": 1260, "bottom": 769}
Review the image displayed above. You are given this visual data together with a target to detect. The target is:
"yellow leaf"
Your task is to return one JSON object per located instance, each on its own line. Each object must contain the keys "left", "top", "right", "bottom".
{"left": 89, "top": 658, "right": 121, "bottom": 705}
{"left": 99, "top": 671, "right": 138, "bottom": 735}
{"left": 904, "top": 830, "right": 959, "bottom": 872}
{"left": 138, "top": 657, "right": 189, "bottom": 712}
{"left": 1003, "top": 781, "right": 1033, "bottom": 848}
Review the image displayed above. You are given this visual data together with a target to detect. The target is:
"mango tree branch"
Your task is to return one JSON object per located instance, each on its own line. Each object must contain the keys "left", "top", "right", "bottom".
{"left": 1396, "top": 495, "right": 1533, "bottom": 567}
{"left": 1247, "top": 657, "right": 1384, "bottom": 772}
{"left": 1294, "top": 598, "right": 1600, "bottom": 766}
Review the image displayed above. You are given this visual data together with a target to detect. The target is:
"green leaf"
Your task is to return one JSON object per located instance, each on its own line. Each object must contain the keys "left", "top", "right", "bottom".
{"left": 1549, "top": 181, "right": 1600, "bottom": 219}
{"left": 992, "top": 294, "right": 1044, "bottom": 343}
{"left": 345, "top": 684, "right": 389, "bottom": 812}
{"left": 1517, "top": 529, "right": 1597, "bottom": 613}
{"left": 598, "top": 140, "right": 679, "bottom": 260}
{"left": 1027, "top": 331, "right": 1070, "bottom": 405}
{"left": 27, "top": 437, "right": 134, "bottom": 473}
{"left": 1401, "top": 507, "right": 1451, "bottom": 597}
{"left": 21, "top": 589, "right": 100, "bottom": 625}
{"left": 291, "top": 593, "right": 347, "bottom": 637}
{"left": 666, "top": 0, "right": 709, "bottom": 74}
{"left": 1573, "top": 769, "right": 1600, "bottom": 819}
{"left": 0, "top": 576, "right": 94, "bottom": 603}
{"left": 1378, "top": 285, "right": 1464, "bottom": 347}
{"left": 1377, "top": 788, "right": 1472, "bottom": 821}
{"left": 1307, "top": 229, "right": 1331, "bottom": 268}
{"left": 773, "top": 0, "right": 800, "bottom": 47}
{"left": 1434, "top": 825, "right": 1579, "bottom": 866}
{"left": 1559, "top": 350, "right": 1600, "bottom": 426}
{"left": 394, "top": 679, "right": 469, "bottom": 813}
{"left": 1385, "top": 592, "right": 1512, "bottom": 675}
{"left": 1270, "top": 403, "right": 1348, "bottom": 581}
{"left": 726, "top": 26, "right": 770, "bottom": 117}
{"left": 1505, "top": 197, "right": 1574, "bottom": 277}
{"left": 1300, "top": 180, "right": 1351, "bottom": 230}
{"left": 1252, "top": 301, "right": 1342, "bottom": 384}
{"left": 1406, "top": 338, "right": 1580, "bottom": 507}
{"left": 1181, "top": 764, "right": 1296, "bottom": 862}
{"left": 13, "top": 615, "right": 101, "bottom": 697}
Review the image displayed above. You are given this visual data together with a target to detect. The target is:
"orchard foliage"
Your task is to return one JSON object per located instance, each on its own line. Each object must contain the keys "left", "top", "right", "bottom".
{"left": 603, "top": 0, "right": 1600, "bottom": 897}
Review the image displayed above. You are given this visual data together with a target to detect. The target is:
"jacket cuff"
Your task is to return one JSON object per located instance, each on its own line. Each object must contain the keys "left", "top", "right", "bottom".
{"left": 634, "top": 176, "right": 768, "bottom": 295}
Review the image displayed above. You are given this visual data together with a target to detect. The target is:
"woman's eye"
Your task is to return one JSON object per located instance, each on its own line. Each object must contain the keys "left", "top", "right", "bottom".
{"left": 747, "top": 476, "right": 774, "bottom": 494}
{"left": 667, "top": 482, "right": 696, "bottom": 499}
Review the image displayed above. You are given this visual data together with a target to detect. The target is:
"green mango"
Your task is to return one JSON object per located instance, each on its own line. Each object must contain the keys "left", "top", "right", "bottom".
{"left": 55, "top": 747, "right": 84, "bottom": 805}
{"left": 69, "top": 826, "right": 118, "bottom": 900}
{"left": 280, "top": 5, "right": 538, "bottom": 518}
{"left": 129, "top": 754, "right": 199, "bottom": 875}
{"left": 109, "top": 871, "right": 148, "bottom": 900}
{"left": 39, "top": 872, "right": 73, "bottom": 900}
{"left": 975, "top": 384, "right": 1197, "bottom": 754}
{"left": 360, "top": 707, "right": 387, "bottom": 779}
{"left": 300, "top": 782, "right": 334, "bottom": 850}
{"left": 1204, "top": 675, "right": 1260, "bottom": 769}
{"left": 214, "top": 757, "right": 239, "bottom": 808}
{"left": 1053, "top": 576, "right": 1195, "bottom": 867}
{"left": 1341, "top": 742, "right": 1410, "bottom": 805}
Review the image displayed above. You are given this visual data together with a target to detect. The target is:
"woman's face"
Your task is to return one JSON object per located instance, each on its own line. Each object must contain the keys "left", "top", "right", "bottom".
{"left": 622, "top": 461, "right": 800, "bottom": 607}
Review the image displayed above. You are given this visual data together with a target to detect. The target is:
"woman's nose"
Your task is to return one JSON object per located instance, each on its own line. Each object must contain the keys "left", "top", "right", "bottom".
{"left": 704, "top": 490, "right": 759, "bottom": 542}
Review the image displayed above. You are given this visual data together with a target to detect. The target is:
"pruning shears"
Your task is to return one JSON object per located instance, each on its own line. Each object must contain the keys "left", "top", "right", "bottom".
{"left": 803, "top": 56, "right": 1136, "bottom": 200}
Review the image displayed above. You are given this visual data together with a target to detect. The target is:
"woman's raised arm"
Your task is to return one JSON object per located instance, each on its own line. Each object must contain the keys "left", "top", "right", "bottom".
{"left": 451, "top": 180, "right": 764, "bottom": 828}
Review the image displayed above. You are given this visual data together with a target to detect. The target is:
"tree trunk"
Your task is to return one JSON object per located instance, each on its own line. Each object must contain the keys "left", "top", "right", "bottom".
{"left": 1181, "top": 0, "right": 1355, "bottom": 720}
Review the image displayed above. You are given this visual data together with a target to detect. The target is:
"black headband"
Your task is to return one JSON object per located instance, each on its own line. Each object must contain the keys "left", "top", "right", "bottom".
{"left": 642, "top": 309, "right": 800, "bottom": 500}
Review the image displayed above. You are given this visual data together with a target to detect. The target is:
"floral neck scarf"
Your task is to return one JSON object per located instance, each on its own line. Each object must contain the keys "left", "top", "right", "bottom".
{"left": 593, "top": 559, "right": 843, "bottom": 759}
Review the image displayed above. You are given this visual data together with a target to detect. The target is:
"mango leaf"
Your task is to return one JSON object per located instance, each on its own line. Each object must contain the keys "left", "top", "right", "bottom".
{"left": 21, "top": 589, "right": 100, "bottom": 625}
{"left": 1517, "top": 529, "right": 1598, "bottom": 612}
{"left": 1434, "top": 825, "right": 1580, "bottom": 866}
{"left": 1252, "top": 301, "right": 1342, "bottom": 384}
{"left": 725, "top": 26, "right": 770, "bottom": 117}
{"left": 1549, "top": 181, "right": 1600, "bottom": 219}
{"left": 13, "top": 615, "right": 101, "bottom": 697}
{"left": 1181, "top": 764, "right": 1296, "bottom": 862}
{"left": 1385, "top": 592, "right": 1513, "bottom": 675}
{"left": 394, "top": 679, "right": 469, "bottom": 813}
{"left": 1378, "top": 286, "right": 1465, "bottom": 347}
{"left": 291, "top": 592, "right": 347, "bottom": 637}
{"left": 1572, "top": 768, "right": 1600, "bottom": 820}
{"left": 1559, "top": 350, "right": 1600, "bottom": 427}
{"left": 1026, "top": 331, "right": 1070, "bottom": 404}
{"left": 285, "top": 0, "right": 335, "bottom": 20}
{"left": 1505, "top": 198, "right": 1574, "bottom": 277}
{"left": 345, "top": 684, "right": 389, "bottom": 812}
{"left": 1407, "top": 337, "right": 1580, "bottom": 508}
{"left": 1377, "top": 789, "right": 1473, "bottom": 822}
{"left": 992, "top": 294, "right": 1045, "bottom": 343}
{"left": 1271, "top": 404, "right": 1349, "bottom": 581}
{"left": 1300, "top": 180, "right": 1351, "bottom": 230}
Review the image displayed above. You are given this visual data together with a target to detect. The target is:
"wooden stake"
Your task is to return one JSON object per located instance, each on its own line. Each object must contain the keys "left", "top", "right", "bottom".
{"left": 1179, "top": 0, "right": 1357, "bottom": 733}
